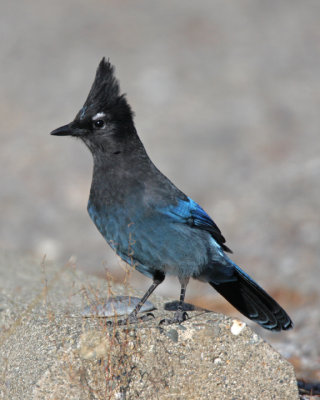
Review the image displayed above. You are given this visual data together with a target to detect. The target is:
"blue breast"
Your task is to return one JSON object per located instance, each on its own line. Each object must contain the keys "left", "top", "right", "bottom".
{"left": 87, "top": 197, "right": 215, "bottom": 279}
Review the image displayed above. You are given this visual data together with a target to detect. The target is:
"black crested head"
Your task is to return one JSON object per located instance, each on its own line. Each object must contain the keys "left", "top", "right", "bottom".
{"left": 77, "top": 57, "right": 134, "bottom": 124}
{"left": 51, "top": 58, "right": 145, "bottom": 157}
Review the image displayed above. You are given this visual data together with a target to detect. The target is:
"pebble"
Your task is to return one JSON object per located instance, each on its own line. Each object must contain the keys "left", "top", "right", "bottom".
{"left": 82, "top": 296, "right": 156, "bottom": 317}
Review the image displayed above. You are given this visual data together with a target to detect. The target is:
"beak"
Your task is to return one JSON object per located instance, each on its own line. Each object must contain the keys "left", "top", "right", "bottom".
{"left": 50, "top": 123, "right": 87, "bottom": 137}
{"left": 50, "top": 124, "right": 73, "bottom": 136}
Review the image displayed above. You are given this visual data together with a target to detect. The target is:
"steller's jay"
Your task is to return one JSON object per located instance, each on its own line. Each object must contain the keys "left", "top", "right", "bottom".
{"left": 51, "top": 58, "right": 293, "bottom": 331}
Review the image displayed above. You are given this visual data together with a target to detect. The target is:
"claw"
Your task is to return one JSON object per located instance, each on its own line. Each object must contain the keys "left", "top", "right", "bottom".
{"left": 159, "top": 310, "right": 189, "bottom": 325}
{"left": 106, "top": 312, "right": 155, "bottom": 327}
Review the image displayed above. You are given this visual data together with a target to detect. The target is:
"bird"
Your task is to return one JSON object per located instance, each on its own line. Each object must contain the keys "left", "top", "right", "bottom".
{"left": 51, "top": 58, "right": 293, "bottom": 331}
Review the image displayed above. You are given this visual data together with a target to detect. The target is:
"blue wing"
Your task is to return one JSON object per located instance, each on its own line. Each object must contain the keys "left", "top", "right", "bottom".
{"left": 162, "top": 197, "right": 232, "bottom": 253}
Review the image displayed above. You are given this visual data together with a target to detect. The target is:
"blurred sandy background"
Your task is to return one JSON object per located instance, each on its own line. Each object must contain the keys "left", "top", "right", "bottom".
{"left": 1, "top": 0, "right": 319, "bottom": 380}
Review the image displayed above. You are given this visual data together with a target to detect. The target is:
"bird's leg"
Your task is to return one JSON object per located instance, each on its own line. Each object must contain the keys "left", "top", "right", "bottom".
{"left": 160, "top": 277, "right": 190, "bottom": 325}
{"left": 107, "top": 270, "right": 165, "bottom": 326}
{"left": 176, "top": 276, "right": 189, "bottom": 318}
{"left": 126, "top": 276, "right": 162, "bottom": 322}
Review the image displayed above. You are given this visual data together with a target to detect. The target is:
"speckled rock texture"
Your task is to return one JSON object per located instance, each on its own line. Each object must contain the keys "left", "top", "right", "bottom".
{"left": 0, "top": 252, "right": 298, "bottom": 399}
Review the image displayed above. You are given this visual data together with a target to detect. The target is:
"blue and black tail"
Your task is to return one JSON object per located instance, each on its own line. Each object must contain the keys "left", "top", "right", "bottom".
{"left": 210, "top": 266, "right": 293, "bottom": 331}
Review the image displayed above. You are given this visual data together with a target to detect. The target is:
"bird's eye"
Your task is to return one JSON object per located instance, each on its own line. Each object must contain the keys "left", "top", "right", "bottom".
{"left": 93, "top": 119, "right": 105, "bottom": 129}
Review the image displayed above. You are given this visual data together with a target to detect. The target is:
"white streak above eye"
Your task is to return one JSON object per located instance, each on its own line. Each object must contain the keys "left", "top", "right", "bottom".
{"left": 92, "top": 112, "right": 106, "bottom": 121}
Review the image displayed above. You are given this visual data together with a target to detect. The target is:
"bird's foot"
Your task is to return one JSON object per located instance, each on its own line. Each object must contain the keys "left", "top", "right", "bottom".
{"left": 106, "top": 312, "right": 155, "bottom": 327}
{"left": 159, "top": 310, "right": 189, "bottom": 325}
{"left": 164, "top": 301, "right": 196, "bottom": 312}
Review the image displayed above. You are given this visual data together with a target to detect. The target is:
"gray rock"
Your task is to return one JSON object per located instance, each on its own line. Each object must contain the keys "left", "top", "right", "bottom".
{"left": 0, "top": 252, "right": 299, "bottom": 399}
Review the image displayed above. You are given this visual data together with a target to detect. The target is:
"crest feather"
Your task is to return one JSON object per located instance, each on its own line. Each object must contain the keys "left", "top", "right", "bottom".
{"left": 82, "top": 58, "right": 121, "bottom": 111}
{"left": 77, "top": 58, "right": 134, "bottom": 123}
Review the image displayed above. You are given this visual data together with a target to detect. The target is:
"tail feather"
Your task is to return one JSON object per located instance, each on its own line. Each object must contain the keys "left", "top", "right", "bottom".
{"left": 210, "top": 268, "right": 293, "bottom": 331}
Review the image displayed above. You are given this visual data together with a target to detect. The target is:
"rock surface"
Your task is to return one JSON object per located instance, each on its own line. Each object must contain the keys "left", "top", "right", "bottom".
{"left": 0, "top": 252, "right": 299, "bottom": 399}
